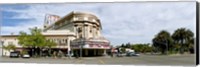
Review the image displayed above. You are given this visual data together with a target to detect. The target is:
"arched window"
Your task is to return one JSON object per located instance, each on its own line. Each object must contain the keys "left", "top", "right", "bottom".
{"left": 78, "top": 27, "right": 82, "bottom": 33}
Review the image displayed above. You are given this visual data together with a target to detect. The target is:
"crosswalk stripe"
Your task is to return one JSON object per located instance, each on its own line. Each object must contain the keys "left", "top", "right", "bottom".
{"left": 99, "top": 59, "right": 105, "bottom": 64}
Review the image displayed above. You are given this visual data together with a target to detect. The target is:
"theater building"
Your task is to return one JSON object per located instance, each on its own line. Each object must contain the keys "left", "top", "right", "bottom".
{"left": 1, "top": 11, "right": 110, "bottom": 57}
{"left": 43, "top": 11, "right": 110, "bottom": 56}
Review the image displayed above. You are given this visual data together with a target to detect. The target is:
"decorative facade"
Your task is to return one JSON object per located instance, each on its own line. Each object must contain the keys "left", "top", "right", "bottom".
{"left": 1, "top": 11, "right": 110, "bottom": 57}
{"left": 43, "top": 11, "right": 110, "bottom": 56}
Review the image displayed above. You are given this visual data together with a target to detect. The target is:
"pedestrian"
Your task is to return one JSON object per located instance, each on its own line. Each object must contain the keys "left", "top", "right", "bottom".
{"left": 116, "top": 48, "right": 119, "bottom": 57}
{"left": 58, "top": 50, "right": 63, "bottom": 58}
{"left": 68, "top": 50, "right": 72, "bottom": 59}
{"left": 74, "top": 51, "right": 79, "bottom": 59}
{"left": 119, "top": 48, "right": 122, "bottom": 57}
{"left": 111, "top": 48, "right": 115, "bottom": 57}
{"left": 53, "top": 51, "right": 57, "bottom": 59}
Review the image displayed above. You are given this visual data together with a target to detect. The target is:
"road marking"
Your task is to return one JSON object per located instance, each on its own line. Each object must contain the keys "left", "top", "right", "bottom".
{"left": 99, "top": 59, "right": 105, "bottom": 64}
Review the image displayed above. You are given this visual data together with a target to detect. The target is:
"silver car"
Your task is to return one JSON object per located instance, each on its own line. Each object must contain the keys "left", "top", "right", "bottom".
{"left": 126, "top": 52, "right": 140, "bottom": 57}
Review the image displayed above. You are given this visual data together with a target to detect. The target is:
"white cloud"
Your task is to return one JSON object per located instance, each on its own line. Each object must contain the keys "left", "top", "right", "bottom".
{"left": 1, "top": 2, "right": 196, "bottom": 45}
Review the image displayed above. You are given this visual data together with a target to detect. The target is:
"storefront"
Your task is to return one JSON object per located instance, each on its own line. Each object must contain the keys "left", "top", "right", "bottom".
{"left": 71, "top": 38, "right": 110, "bottom": 57}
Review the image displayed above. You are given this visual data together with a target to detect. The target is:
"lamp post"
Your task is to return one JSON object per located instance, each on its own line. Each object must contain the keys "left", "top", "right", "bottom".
{"left": 80, "top": 22, "right": 86, "bottom": 58}
{"left": 80, "top": 38, "right": 83, "bottom": 58}
{"left": 67, "top": 38, "right": 71, "bottom": 59}
{"left": 79, "top": 34, "right": 84, "bottom": 58}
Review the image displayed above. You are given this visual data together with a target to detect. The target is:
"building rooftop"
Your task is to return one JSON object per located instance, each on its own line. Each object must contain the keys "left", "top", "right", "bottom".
{"left": 43, "top": 11, "right": 101, "bottom": 31}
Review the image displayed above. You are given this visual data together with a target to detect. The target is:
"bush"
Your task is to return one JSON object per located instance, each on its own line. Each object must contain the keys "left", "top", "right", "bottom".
{"left": 121, "top": 48, "right": 126, "bottom": 53}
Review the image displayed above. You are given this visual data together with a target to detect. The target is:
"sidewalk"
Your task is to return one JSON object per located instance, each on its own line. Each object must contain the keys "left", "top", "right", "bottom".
{"left": 168, "top": 53, "right": 194, "bottom": 56}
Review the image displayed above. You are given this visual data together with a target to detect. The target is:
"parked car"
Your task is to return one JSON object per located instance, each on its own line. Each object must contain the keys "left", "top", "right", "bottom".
{"left": 21, "top": 54, "right": 30, "bottom": 58}
{"left": 116, "top": 52, "right": 124, "bottom": 57}
{"left": 10, "top": 51, "right": 20, "bottom": 58}
{"left": 20, "top": 50, "right": 30, "bottom": 58}
{"left": 65, "top": 52, "right": 74, "bottom": 57}
{"left": 126, "top": 52, "right": 140, "bottom": 57}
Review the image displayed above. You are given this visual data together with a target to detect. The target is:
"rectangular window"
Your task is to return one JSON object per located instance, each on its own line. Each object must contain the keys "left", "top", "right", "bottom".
{"left": 63, "top": 39, "right": 66, "bottom": 43}
{"left": 65, "top": 39, "right": 68, "bottom": 44}
{"left": 8, "top": 41, "right": 13, "bottom": 45}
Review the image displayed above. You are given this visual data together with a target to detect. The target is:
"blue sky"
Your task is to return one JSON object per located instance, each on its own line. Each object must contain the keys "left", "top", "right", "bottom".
{"left": 0, "top": 2, "right": 196, "bottom": 45}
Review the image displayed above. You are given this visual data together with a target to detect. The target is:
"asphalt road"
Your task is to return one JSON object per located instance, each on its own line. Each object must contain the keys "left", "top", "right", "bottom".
{"left": 0, "top": 54, "right": 195, "bottom": 66}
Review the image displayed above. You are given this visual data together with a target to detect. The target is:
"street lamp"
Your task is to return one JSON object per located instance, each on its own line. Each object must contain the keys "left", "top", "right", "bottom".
{"left": 80, "top": 22, "right": 86, "bottom": 58}
{"left": 80, "top": 38, "right": 83, "bottom": 58}
{"left": 67, "top": 38, "right": 71, "bottom": 59}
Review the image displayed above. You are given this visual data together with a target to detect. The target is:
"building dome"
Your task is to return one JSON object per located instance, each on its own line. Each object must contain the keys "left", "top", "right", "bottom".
{"left": 71, "top": 11, "right": 102, "bottom": 29}
{"left": 72, "top": 11, "right": 99, "bottom": 19}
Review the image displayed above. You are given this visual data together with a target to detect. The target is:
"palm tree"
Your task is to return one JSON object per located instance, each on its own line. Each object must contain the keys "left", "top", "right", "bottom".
{"left": 152, "top": 30, "right": 171, "bottom": 54}
{"left": 172, "top": 28, "right": 194, "bottom": 54}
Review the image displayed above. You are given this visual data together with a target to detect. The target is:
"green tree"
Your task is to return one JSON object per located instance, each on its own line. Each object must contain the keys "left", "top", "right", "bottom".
{"left": 46, "top": 40, "right": 56, "bottom": 48}
{"left": 130, "top": 44, "right": 152, "bottom": 53}
{"left": 188, "top": 38, "right": 195, "bottom": 54}
{"left": 18, "top": 27, "right": 48, "bottom": 57}
{"left": 29, "top": 27, "right": 46, "bottom": 48}
{"left": 3, "top": 43, "right": 16, "bottom": 52}
{"left": 125, "top": 42, "right": 131, "bottom": 48}
{"left": 18, "top": 31, "right": 33, "bottom": 48}
{"left": 172, "top": 28, "right": 194, "bottom": 54}
{"left": 121, "top": 43, "right": 125, "bottom": 48}
{"left": 46, "top": 39, "right": 56, "bottom": 56}
{"left": 152, "top": 30, "right": 172, "bottom": 54}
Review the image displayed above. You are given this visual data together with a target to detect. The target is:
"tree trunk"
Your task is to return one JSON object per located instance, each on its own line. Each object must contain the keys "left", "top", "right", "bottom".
{"left": 180, "top": 39, "right": 184, "bottom": 54}
{"left": 49, "top": 48, "right": 52, "bottom": 57}
{"left": 32, "top": 47, "right": 34, "bottom": 57}
{"left": 39, "top": 47, "right": 42, "bottom": 57}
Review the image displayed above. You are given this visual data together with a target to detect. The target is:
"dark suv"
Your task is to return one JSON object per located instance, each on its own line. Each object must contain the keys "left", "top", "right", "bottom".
{"left": 10, "top": 51, "right": 20, "bottom": 58}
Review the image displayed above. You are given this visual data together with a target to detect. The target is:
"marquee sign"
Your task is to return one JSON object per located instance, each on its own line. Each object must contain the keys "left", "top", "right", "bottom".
{"left": 71, "top": 41, "right": 110, "bottom": 49}
{"left": 45, "top": 14, "right": 60, "bottom": 25}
